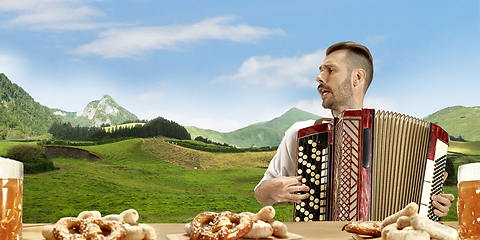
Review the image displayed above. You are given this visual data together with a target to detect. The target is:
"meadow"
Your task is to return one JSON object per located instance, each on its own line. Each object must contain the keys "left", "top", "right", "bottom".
{"left": 1, "top": 138, "right": 478, "bottom": 223}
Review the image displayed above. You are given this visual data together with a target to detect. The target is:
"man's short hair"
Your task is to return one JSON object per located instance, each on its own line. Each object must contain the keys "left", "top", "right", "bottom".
{"left": 326, "top": 41, "right": 374, "bottom": 93}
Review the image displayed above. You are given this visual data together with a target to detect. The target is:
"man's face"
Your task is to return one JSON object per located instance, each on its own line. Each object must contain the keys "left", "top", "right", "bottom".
{"left": 316, "top": 50, "right": 354, "bottom": 112}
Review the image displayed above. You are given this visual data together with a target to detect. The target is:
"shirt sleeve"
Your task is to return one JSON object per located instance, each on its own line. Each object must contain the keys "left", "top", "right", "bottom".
{"left": 255, "top": 120, "right": 315, "bottom": 190}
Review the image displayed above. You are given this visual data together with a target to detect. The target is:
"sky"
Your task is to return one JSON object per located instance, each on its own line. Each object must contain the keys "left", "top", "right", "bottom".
{"left": 0, "top": 1, "right": 479, "bottom": 132}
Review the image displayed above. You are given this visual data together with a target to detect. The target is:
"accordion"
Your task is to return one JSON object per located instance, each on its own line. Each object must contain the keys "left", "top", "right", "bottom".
{"left": 294, "top": 109, "right": 449, "bottom": 222}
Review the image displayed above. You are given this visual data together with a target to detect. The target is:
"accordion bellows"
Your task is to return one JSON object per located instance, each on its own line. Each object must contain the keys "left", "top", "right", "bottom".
{"left": 294, "top": 109, "right": 449, "bottom": 222}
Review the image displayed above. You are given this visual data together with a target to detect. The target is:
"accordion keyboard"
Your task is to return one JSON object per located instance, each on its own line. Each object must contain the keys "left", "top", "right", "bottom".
{"left": 294, "top": 132, "right": 330, "bottom": 222}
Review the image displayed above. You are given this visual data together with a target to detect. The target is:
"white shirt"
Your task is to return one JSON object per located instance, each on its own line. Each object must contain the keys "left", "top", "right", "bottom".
{"left": 255, "top": 112, "right": 333, "bottom": 191}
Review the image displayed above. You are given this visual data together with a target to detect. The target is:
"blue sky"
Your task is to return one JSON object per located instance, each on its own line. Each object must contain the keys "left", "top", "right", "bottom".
{"left": 0, "top": 1, "right": 478, "bottom": 132}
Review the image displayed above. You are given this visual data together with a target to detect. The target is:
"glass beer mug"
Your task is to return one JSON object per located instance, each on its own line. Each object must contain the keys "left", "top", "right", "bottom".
{"left": 457, "top": 162, "right": 480, "bottom": 239}
{"left": 0, "top": 157, "right": 24, "bottom": 240}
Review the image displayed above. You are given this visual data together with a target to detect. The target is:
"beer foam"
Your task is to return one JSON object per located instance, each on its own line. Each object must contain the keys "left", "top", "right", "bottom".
{"left": 458, "top": 162, "right": 480, "bottom": 182}
{"left": 0, "top": 157, "right": 24, "bottom": 179}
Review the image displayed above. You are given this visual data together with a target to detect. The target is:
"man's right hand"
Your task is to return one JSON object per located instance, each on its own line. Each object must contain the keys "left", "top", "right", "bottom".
{"left": 255, "top": 176, "right": 310, "bottom": 206}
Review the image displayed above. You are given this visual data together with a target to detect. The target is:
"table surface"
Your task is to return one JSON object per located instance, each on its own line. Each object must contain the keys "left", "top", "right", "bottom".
{"left": 22, "top": 221, "right": 459, "bottom": 240}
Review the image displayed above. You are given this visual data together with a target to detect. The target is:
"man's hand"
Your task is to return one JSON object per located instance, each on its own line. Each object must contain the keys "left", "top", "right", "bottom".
{"left": 432, "top": 172, "right": 455, "bottom": 217}
{"left": 432, "top": 193, "right": 455, "bottom": 217}
{"left": 255, "top": 176, "right": 310, "bottom": 206}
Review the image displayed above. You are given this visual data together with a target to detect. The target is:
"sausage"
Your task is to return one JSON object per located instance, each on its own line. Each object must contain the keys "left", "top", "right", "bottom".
{"left": 382, "top": 202, "right": 418, "bottom": 227}
{"left": 386, "top": 229, "right": 430, "bottom": 240}
{"left": 396, "top": 216, "right": 411, "bottom": 229}
{"left": 410, "top": 214, "right": 458, "bottom": 240}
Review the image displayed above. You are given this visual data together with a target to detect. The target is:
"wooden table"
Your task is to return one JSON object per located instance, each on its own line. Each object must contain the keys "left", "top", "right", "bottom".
{"left": 22, "top": 221, "right": 459, "bottom": 240}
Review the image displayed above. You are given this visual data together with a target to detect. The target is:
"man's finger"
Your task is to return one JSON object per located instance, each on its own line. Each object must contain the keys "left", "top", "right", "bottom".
{"left": 288, "top": 185, "right": 309, "bottom": 193}
{"left": 442, "top": 193, "right": 455, "bottom": 202}
{"left": 290, "top": 192, "right": 310, "bottom": 203}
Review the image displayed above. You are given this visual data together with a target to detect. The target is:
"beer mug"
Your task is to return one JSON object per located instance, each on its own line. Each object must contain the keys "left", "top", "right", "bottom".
{"left": 0, "top": 157, "right": 24, "bottom": 240}
{"left": 457, "top": 162, "right": 480, "bottom": 239}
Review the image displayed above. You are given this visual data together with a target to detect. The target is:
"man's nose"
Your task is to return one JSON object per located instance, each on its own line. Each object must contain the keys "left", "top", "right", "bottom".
{"left": 316, "top": 73, "right": 324, "bottom": 84}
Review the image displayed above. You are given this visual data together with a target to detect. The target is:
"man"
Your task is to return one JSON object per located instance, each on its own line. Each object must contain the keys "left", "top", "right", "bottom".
{"left": 254, "top": 41, "right": 454, "bottom": 217}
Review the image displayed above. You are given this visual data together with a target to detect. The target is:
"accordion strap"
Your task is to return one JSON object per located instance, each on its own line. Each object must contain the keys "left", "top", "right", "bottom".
{"left": 314, "top": 118, "right": 333, "bottom": 125}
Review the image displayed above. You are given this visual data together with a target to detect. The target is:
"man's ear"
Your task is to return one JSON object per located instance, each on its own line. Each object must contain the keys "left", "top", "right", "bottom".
{"left": 352, "top": 69, "right": 366, "bottom": 88}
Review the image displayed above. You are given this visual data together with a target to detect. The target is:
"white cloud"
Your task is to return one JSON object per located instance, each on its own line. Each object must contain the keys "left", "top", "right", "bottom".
{"left": 72, "top": 16, "right": 285, "bottom": 58}
{"left": 363, "top": 95, "right": 398, "bottom": 112}
{"left": 0, "top": 52, "right": 28, "bottom": 84}
{"left": 215, "top": 49, "right": 325, "bottom": 88}
{"left": 0, "top": 0, "right": 124, "bottom": 30}
{"left": 293, "top": 98, "right": 331, "bottom": 117}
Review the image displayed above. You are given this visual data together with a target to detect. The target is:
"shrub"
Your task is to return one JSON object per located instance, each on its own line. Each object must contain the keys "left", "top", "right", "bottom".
{"left": 5, "top": 144, "right": 55, "bottom": 174}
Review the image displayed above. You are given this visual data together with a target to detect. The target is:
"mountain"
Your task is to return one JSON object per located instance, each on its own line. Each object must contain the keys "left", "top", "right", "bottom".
{"left": 0, "top": 73, "right": 62, "bottom": 139}
{"left": 51, "top": 95, "right": 139, "bottom": 127}
{"left": 249, "top": 107, "right": 322, "bottom": 132}
{"left": 423, "top": 105, "right": 480, "bottom": 141}
{"left": 185, "top": 107, "right": 322, "bottom": 148}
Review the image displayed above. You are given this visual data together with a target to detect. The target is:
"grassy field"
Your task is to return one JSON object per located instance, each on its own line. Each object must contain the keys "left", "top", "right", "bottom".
{"left": 20, "top": 139, "right": 295, "bottom": 223}
{"left": 1, "top": 139, "right": 478, "bottom": 223}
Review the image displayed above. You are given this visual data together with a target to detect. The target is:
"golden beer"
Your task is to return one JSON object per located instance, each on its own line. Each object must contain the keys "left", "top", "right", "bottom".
{"left": 458, "top": 180, "right": 480, "bottom": 240}
{"left": 0, "top": 178, "right": 23, "bottom": 240}
{"left": 0, "top": 158, "right": 23, "bottom": 240}
{"left": 458, "top": 163, "right": 480, "bottom": 240}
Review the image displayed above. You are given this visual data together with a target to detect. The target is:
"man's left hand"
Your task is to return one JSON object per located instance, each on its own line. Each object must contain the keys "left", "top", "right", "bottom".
{"left": 432, "top": 193, "right": 455, "bottom": 217}
{"left": 432, "top": 172, "right": 455, "bottom": 217}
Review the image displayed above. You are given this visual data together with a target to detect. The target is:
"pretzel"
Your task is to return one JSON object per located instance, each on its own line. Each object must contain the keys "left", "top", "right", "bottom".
{"left": 217, "top": 212, "right": 253, "bottom": 240}
{"left": 190, "top": 212, "right": 218, "bottom": 240}
{"left": 189, "top": 211, "right": 253, "bottom": 240}
{"left": 53, "top": 217, "right": 86, "bottom": 240}
{"left": 81, "top": 218, "right": 126, "bottom": 240}
{"left": 342, "top": 221, "right": 382, "bottom": 237}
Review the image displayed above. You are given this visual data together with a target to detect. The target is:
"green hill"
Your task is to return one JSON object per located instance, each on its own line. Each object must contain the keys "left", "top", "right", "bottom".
{"left": 0, "top": 73, "right": 62, "bottom": 139}
{"left": 424, "top": 105, "right": 480, "bottom": 141}
{"left": 186, "top": 107, "right": 322, "bottom": 148}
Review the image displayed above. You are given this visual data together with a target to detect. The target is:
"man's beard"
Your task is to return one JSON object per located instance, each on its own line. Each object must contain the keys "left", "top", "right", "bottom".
{"left": 322, "top": 74, "right": 354, "bottom": 112}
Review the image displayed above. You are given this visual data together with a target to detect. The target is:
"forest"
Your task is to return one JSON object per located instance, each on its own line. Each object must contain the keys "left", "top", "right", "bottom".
{"left": 48, "top": 116, "right": 191, "bottom": 141}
